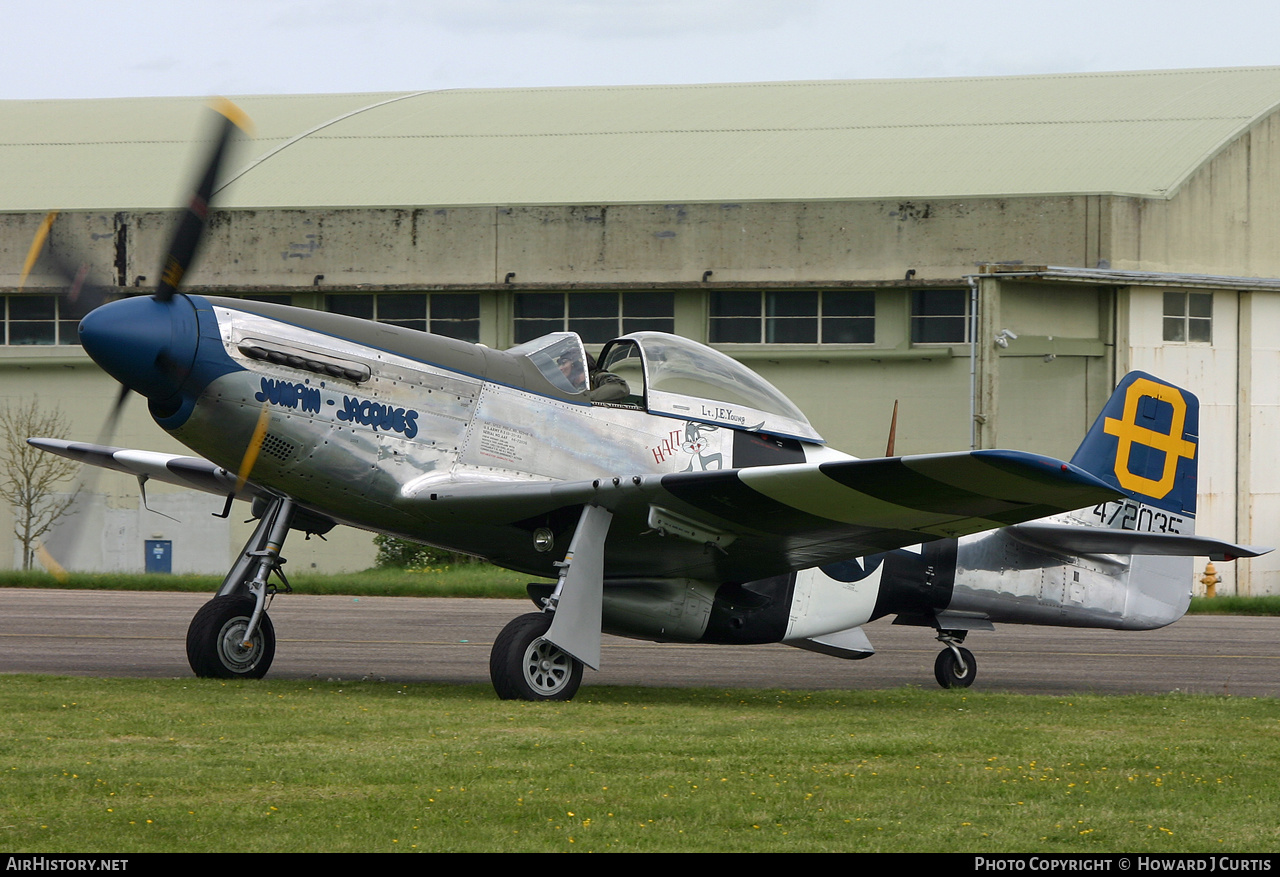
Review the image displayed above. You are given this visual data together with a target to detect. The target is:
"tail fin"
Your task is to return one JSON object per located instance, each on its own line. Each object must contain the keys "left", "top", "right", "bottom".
{"left": 998, "top": 373, "right": 1265, "bottom": 630}
{"left": 1069, "top": 371, "right": 1199, "bottom": 520}
{"left": 1009, "top": 371, "right": 1267, "bottom": 561}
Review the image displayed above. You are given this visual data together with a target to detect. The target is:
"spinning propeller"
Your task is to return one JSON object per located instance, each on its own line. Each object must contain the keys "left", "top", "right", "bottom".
{"left": 24, "top": 100, "right": 260, "bottom": 576}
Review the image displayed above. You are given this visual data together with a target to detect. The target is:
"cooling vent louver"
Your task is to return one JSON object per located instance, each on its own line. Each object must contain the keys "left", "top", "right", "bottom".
{"left": 261, "top": 433, "right": 297, "bottom": 462}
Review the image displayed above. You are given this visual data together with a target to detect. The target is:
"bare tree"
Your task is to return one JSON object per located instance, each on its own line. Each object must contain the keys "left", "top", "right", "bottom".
{"left": 0, "top": 399, "right": 80, "bottom": 570}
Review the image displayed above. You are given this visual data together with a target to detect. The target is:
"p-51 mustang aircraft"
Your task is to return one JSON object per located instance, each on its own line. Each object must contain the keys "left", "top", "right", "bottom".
{"left": 28, "top": 104, "right": 1267, "bottom": 700}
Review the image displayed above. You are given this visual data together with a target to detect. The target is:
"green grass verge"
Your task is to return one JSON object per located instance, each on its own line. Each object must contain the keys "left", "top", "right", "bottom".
{"left": 3, "top": 569, "right": 1279, "bottom": 614}
{"left": 0, "top": 566, "right": 538, "bottom": 599}
{"left": 1188, "top": 595, "right": 1280, "bottom": 616}
{"left": 2, "top": 677, "right": 1277, "bottom": 853}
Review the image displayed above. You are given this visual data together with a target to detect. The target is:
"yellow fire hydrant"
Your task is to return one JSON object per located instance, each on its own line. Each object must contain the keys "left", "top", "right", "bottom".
{"left": 1201, "top": 561, "right": 1220, "bottom": 598}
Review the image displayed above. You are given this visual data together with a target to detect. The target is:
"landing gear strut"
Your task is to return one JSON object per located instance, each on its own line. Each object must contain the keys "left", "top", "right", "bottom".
{"left": 489, "top": 504, "right": 610, "bottom": 700}
{"left": 186, "top": 496, "right": 295, "bottom": 679}
{"left": 933, "top": 630, "right": 976, "bottom": 689}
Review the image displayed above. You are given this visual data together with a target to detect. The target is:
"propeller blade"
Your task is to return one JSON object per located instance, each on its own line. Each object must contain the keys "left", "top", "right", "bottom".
{"left": 18, "top": 212, "right": 58, "bottom": 289}
{"left": 95, "top": 384, "right": 133, "bottom": 447}
{"left": 56, "top": 256, "right": 113, "bottom": 320}
{"left": 234, "top": 402, "right": 272, "bottom": 495}
{"left": 19, "top": 211, "right": 117, "bottom": 321}
{"left": 33, "top": 101, "right": 250, "bottom": 579}
{"left": 37, "top": 385, "right": 133, "bottom": 582}
{"left": 155, "top": 99, "right": 252, "bottom": 302}
{"left": 35, "top": 543, "right": 69, "bottom": 582}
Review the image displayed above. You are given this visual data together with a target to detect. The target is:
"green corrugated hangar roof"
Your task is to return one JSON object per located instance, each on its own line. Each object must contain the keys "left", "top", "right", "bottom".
{"left": 5, "top": 67, "right": 1280, "bottom": 212}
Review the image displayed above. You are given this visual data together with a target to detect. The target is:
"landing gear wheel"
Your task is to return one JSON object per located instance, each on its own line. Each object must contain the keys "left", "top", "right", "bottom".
{"left": 934, "top": 646, "right": 977, "bottom": 689}
{"left": 186, "top": 595, "right": 276, "bottom": 679}
{"left": 490, "top": 613, "right": 583, "bottom": 701}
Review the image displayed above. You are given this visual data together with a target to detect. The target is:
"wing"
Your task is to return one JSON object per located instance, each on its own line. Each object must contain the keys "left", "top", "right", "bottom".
{"left": 34, "top": 438, "right": 1121, "bottom": 582}
{"left": 410, "top": 449, "right": 1123, "bottom": 581}
{"left": 28, "top": 438, "right": 273, "bottom": 504}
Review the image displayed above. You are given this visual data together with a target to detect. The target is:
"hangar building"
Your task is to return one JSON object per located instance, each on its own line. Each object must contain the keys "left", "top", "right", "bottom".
{"left": 2, "top": 66, "right": 1280, "bottom": 593}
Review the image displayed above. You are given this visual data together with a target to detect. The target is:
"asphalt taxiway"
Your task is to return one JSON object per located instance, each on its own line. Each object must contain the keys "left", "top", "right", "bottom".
{"left": 2, "top": 588, "right": 1277, "bottom": 697}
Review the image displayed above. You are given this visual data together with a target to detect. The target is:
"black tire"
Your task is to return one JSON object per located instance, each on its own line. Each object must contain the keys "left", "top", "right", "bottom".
{"left": 489, "top": 613, "right": 583, "bottom": 701}
{"left": 186, "top": 595, "right": 276, "bottom": 679}
{"left": 934, "top": 646, "right": 977, "bottom": 689}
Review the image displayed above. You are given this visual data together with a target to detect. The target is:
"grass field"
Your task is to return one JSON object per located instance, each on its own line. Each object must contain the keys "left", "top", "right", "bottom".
{"left": 0, "top": 565, "right": 537, "bottom": 599}
{"left": 2, "top": 677, "right": 1277, "bottom": 853}
{"left": 3, "top": 568, "right": 1278, "bottom": 853}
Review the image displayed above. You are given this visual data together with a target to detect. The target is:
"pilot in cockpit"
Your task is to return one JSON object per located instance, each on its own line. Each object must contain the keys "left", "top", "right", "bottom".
{"left": 555, "top": 349, "right": 588, "bottom": 390}
{"left": 557, "top": 350, "right": 629, "bottom": 402}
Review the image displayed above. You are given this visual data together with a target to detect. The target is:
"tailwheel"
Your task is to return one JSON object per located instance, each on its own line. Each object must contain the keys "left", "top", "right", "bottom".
{"left": 187, "top": 595, "right": 276, "bottom": 679}
{"left": 490, "top": 612, "right": 583, "bottom": 701}
{"left": 933, "top": 645, "right": 976, "bottom": 689}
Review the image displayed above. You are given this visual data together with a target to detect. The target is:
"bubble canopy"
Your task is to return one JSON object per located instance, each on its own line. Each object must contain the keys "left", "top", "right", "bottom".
{"left": 602, "top": 332, "right": 823, "bottom": 443}
{"left": 508, "top": 331, "right": 821, "bottom": 442}
{"left": 507, "top": 332, "right": 589, "bottom": 395}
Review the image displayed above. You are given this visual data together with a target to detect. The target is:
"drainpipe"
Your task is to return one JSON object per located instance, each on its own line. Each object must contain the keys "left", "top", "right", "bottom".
{"left": 968, "top": 275, "right": 979, "bottom": 450}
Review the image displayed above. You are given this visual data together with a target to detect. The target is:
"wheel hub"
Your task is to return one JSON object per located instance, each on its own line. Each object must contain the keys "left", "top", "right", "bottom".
{"left": 490, "top": 612, "right": 584, "bottom": 701}
{"left": 524, "top": 638, "right": 572, "bottom": 694}
{"left": 217, "top": 619, "right": 262, "bottom": 672}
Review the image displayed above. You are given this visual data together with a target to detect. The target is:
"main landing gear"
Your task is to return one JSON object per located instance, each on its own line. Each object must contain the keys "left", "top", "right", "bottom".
{"left": 489, "top": 613, "right": 584, "bottom": 701}
{"left": 489, "top": 504, "right": 611, "bottom": 701}
{"left": 933, "top": 630, "right": 977, "bottom": 689}
{"left": 186, "top": 496, "right": 296, "bottom": 679}
{"left": 187, "top": 595, "right": 276, "bottom": 678}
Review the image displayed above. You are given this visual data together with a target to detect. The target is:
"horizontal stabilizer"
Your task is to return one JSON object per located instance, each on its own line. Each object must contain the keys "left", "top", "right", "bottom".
{"left": 1007, "top": 522, "right": 1271, "bottom": 561}
{"left": 784, "top": 626, "right": 875, "bottom": 660}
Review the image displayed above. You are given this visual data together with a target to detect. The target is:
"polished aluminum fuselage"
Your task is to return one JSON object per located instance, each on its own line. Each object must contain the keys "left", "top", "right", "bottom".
{"left": 174, "top": 302, "right": 825, "bottom": 575}
{"left": 949, "top": 509, "right": 1192, "bottom": 631}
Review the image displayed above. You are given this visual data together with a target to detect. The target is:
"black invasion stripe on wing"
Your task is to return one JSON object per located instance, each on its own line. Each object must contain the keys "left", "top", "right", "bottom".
{"left": 656, "top": 467, "right": 925, "bottom": 545}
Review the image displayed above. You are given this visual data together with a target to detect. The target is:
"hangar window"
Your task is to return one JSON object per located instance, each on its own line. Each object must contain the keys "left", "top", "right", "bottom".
{"left": 1163, "top": 292, "right": 1212, "bottom": 343}
{"left": 3, "top": 295, "right": 78, "bottom": 346}
{"left": 326, "top": 293, "right": 480, "bottom": 342}
{"left": 709, "top": 290, "right": 874, "bottom": 344}
{"left": 910, "top": 289, "right": 970, "bottom": 344}
{"left": 513, "top": 292, "right": 675, "bottom": 344}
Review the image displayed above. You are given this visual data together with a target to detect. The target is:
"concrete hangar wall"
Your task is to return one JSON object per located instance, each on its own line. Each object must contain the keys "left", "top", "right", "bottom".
{"left": 3, "top": 68, "right": 1280, "bottom": 594}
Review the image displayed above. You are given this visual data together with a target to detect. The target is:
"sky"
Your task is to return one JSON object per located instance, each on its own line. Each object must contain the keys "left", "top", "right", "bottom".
{"left": 4, "top": 0, "right": 1280, "bottom": 101}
